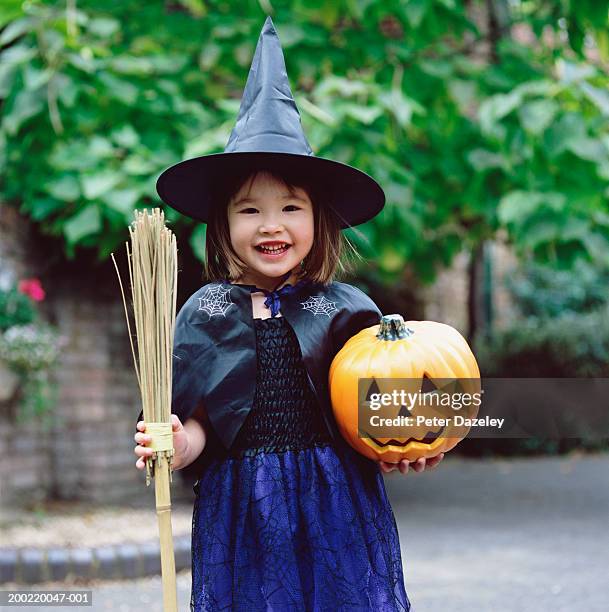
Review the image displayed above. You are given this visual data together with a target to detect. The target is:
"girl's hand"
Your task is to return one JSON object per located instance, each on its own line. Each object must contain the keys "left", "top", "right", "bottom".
{"left": 134, "top": 414, "right": 191, "bottom": 471}
{"left": 378, "top": 453, "right": 445, "bottom": 475}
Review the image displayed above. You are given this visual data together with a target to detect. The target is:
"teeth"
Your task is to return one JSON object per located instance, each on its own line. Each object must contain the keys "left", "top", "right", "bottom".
{"left": 259, "top": 244, "right": 288, "bottom": 253}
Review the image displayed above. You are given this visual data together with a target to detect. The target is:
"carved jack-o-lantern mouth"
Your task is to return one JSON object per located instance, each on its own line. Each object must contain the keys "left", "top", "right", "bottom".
{"left": 366, "top": 427, "right": 446, "bottom": 448}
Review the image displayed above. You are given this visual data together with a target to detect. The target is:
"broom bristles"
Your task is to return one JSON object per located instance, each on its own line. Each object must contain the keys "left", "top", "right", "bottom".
{"left": 111, "top": 208, "right": 178, "bottom": 423}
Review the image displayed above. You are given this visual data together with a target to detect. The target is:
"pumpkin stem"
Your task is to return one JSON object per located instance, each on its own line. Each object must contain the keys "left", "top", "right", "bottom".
{"left": 376, "top": 314, "right": 415, "bottom": 341}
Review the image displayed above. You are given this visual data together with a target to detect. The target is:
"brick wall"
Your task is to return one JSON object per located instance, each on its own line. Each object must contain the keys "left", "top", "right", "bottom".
{"left": 0, "top": 205, "right": 51, "bottom": 507}
{"left": 0, "top": 206, "right": 192, "bottom": 510}
{"left": 49, "top": 294, "right": 143, "bottom": 503}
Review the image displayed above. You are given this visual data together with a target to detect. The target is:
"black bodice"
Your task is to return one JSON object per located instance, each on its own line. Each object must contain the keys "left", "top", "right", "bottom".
{"left": 202, "top": 316, "right": 332, "bottom": 461}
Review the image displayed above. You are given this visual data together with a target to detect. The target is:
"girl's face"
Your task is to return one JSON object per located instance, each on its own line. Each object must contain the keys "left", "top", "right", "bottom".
{"left": 228, "top": 171, "right": 314, "bottom": 290}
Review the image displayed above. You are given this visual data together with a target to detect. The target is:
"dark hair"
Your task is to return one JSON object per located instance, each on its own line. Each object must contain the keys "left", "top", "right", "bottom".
{"left": 202, "top": 163, "right": 360, "bottom": 285}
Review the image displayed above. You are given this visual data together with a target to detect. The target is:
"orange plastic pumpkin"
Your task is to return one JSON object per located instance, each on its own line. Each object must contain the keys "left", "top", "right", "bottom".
{"left": 329, "top": 314, "right": 481, "bottom": 463}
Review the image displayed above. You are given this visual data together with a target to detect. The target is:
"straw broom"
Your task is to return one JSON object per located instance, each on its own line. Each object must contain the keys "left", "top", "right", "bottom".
{"left": 111, "top": 208, "right": 178, "bottom": 612}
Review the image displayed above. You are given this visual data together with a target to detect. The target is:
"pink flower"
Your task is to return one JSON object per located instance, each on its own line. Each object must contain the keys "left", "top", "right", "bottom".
{"left": 18, "top": 278, "right": 46, "bottom": 302}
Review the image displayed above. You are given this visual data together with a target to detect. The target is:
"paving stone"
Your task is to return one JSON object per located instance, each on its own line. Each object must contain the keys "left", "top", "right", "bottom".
{"left": 0, "top": 548, "right": 17, "bottom": 583}
{"left": 70, "top": 547, "right": 94, "bottom": 579}
{"left": 139, "top": 542, "right": 161, "bottom": 576}
{"left": 94, "top": 546, "right": 118, "bottom": 580}
{"left": 116, "top": 543, "right": 140, "bottom": 579}
{"left": 174, "top": 536, "right": 191, "bottom": 571}
{"left": 19, "top": 548, "right": 44, "bottom": 584}
{"left": 46, "top": 548, "right": 69, "bottom": 581}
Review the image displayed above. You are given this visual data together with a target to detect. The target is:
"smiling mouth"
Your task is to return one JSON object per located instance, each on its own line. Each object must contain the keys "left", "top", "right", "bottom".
{"left": 255, "top": 244, "right": 291, "bottom": 255}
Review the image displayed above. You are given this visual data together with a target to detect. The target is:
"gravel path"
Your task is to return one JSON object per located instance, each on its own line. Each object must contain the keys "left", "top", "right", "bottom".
{"left": 0, "top": 503, "right": 193, "bottom": 549}
{"left": 389, "top": 451, "right": 609, "bottom": 612}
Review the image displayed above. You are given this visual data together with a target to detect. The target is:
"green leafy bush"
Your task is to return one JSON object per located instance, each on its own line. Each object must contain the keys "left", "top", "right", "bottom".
{"left": 0, "top": 287, "right": 37, "bottom": 331}
{"left": 0, "top": 323, "right": 63, "bottom": 372}
{"left": 0, "top": 278, "right": 64, "bottom": 423}
{"left": 506, "top": 260, "right": 609, "bottom": 319}
{"left": 477, "top": 305, "right": 609, "bottom": 377}
{"left": 2, "top": 1, "right": 609, "bottom": 285}
{"left": 463, "top": 306, "right": 609, "bottom": 456}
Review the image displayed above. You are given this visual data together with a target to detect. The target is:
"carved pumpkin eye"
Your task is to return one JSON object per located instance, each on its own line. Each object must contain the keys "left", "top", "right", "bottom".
{"left": 421, "top": 374, "right": 437, "bottom": 394}
{"left": 329, "top": 314, "right": 481, "bottom": 464}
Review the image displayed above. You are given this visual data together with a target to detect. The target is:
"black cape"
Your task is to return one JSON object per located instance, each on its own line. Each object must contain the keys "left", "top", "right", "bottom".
{"left": 135, "top": 280, "right": 381, "bottom": 450}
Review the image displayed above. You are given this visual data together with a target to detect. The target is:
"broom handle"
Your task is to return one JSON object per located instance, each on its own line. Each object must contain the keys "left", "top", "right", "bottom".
{"left": 154, "top": 452, "right": 178, "bottom": 612}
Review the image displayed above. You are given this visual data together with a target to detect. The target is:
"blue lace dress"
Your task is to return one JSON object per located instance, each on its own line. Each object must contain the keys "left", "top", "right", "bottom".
{"left": 190, "top": 316, "right": 411, "bottom": 612}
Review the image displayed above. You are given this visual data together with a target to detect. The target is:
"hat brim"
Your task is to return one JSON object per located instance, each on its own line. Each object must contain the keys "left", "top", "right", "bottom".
{"left": 155, "top": 152, "right": 385, "bottom": 229}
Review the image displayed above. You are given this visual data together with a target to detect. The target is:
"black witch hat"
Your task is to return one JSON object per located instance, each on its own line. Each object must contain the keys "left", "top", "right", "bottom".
{"left": 156, "top": 16, "right": 385, "bottom": 228}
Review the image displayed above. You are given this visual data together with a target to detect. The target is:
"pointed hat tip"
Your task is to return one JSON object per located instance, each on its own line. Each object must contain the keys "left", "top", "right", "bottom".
{"left": 263, "top": 15, "right": 275, "bottom": 30}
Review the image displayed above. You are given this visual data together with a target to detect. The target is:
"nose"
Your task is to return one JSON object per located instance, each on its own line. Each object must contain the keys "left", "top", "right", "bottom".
{"left": 258, "top": 214, "right": 285, "bottom": 235}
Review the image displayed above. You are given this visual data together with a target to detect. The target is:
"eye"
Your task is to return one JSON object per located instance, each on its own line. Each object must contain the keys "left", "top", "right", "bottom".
{"left": 239, "top": 207, "right": 258, "bottom": 214}
{"left": 284, "top": 205, "right": 300, "bottom": 211}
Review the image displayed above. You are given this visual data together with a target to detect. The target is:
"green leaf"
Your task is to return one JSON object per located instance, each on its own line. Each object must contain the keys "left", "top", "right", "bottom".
{"left": 0, "top": 41, "right": 37, "bottom": 66}
{"left": 88, "top": 136, "right": 115, "bottom": 159}
{"left": 274, "top": 25, "right": 305, "bottom": 48}
{"left": 110, "top": 125, "right": 140, "bottom": 149}
{"left": 341, "top": 103, "right": 383, "bottom": 125}
{"left": 419, "top": 60, "right": 453, "bottom": 79}
{"left": 87, "top": 17, "right": 120, "bottom": 38}
{"left": 498, "top": 191, "right": 566, "bottom": 225}
{"left": 544, "top": 113, "right": 587, "bottom": 157}
{"left": 0, "top": 17, "right": 34, "bottom": 46}
{"left": 512, "top": 79, "right": 555, "bottom": 98}
{"left": 378, "top": 89, "right": 425, "bottom": 128}
{"left": 467, "top": 149, "right": 506, "bottom": 171}
{"left": 404, "top": 0, "right": 429, "bottom": 28}
{"left": 2, "top": 88, "right": 45, "bottom": 135}
{"left": 520, "top": 219, "right": 560, "bottom": 249}
{"left": 27, "top": 198, "right": 66, "bottom": 221}
{"left": 147, "top": 54, "right": 189, "bottom": 74}
{"left": 0, "top": 62, "right": 18, "bottom": 98}
{"left": 566, "top": 137, "right": 607, "bottom": 163}
{"left": 81, "top": 171, "right": 122, "bottom": 200}
{"left": 518, "top": 99, "right": 559, "bottom": 135}
{"left": 109, "top": 56, "right": 155, "bottom": 75}
{"left": 101, "top": 188, "right": 140, "bottom": 218}
{"left": 56, "top": 73, "right": 78, "bottom": 108}
{"left": 63, "top": 206, "right": 102, "bottom": 244}
{"left": 49, "top": 141, "right": 97, "bottom": 172}
{"left": 199, "top": 42, "right": 221, "bottom": 71}
{"left": 97, "top": 73, "right": 138, "bottom": 105}
{"left": 66, "top": 51, "right": 96, "bottom": 74}
{"left": 580, "top": 82, "right": 609, "bottom": 116}
{"left": 447, "top": 79, "right": 477, "bottom": 113}
{"left": 184, "top": 124, "right": 230, "bottom": 158}
{"left": 479, "top": 90, "right": 522, "bottom": 137}
{"left": 45, "top": 175, "right": 80, "bottom": 201}
{"left": 584, "top": 233, "right": 609, "bottom": 265}
{"left": 315, "top": 76, "right": 371, "bottom": 99}
{"left": 23, "top": 64, "right": 52, "bottom": 90}
{"left": 122, "top": 155, "right": 158, "bottom": 175}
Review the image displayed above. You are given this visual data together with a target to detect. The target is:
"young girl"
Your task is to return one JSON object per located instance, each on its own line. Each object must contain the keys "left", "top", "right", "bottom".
{"left": 134, "top": 166, "right": 444, "bottom": 611}
{"left": 134, "top": 16, "right": 444, "bottom": 611}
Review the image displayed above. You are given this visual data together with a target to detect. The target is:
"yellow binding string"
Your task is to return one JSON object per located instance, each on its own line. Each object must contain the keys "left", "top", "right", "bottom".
{"left": 146, "top": 422, "right": 174, "bottom": 452}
